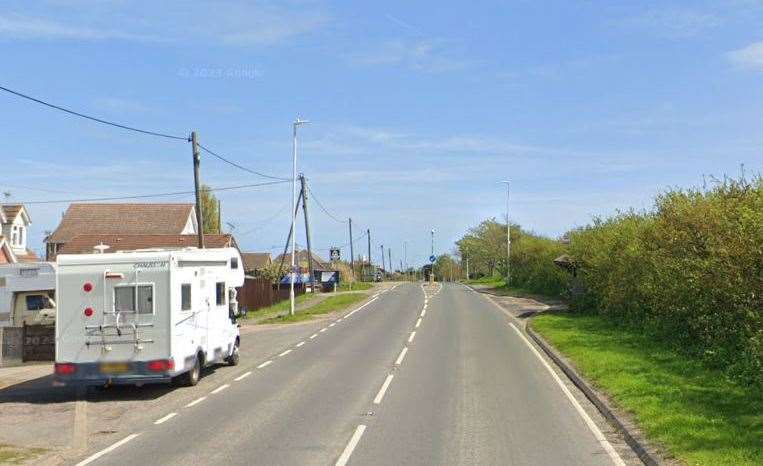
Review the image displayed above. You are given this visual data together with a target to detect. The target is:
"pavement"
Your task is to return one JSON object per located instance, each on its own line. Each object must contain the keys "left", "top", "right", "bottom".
{"left": 0, "top": 282, "right": 640, "bottom": 465}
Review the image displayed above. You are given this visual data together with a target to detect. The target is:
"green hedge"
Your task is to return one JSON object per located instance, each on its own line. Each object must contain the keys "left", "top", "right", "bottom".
{"left": 570, "top": 178, "right": 762, "bottom": 386}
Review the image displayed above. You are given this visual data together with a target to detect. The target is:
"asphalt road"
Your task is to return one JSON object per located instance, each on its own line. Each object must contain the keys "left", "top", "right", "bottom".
{"left": 68, "top": 282, "right": 632, "bottom": 466}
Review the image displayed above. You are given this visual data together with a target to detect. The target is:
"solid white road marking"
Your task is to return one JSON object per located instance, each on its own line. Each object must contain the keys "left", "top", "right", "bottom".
{"left": 296, "top": 341, "right": 306, "bottom": 347}
{"left": 185, "top": 396, "right": 206, "bottom": 408}
{"left": 235, "top": 371, "right": 252, "bottom": 381}
{"left": 154, "top": 412, "right": 177, "bottom": 425}
{"left": 395, "top": 347, "right": 408, "bottom": 365}
{"left": 374, "top": 374, "right": 394, "bottom": 405}
{"left": 257, "top": 360, "right": 273, "bottom": 369}
{"left": 211, "top": 384, "right": 230, "bottom": 394}
{"left": 310, "top": 333, "right": 318, "bottom": 339}
{"left": 75, "top": 433, "right": 140, "bottom": 466}
{"left": 415, "top": 317, "right": 422, "bottom": 328}
{"left": 335, "top": 425, "right": 367, "bottom": 466}
{"left": 408, "top": 331, "right": 416, "bottom": 343}
{"left": 279, "top": 349, "right": 292, "bottom": 357}
{"left": 508, "top": 323, "right": 625, "bottom": 466}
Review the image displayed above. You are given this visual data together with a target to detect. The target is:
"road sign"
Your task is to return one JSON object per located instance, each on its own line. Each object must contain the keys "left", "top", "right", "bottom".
{"left": 330, "top": 248, "right": 341, "bottom": 261}
{"left": 429, "top": 255, "right": 436, "bottom": 263}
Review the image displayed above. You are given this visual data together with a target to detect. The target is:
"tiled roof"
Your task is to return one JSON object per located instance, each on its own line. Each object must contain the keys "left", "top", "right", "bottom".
{"left": 58, "top": 234, "right": 235, "bottom": 255}
{"left": 241, "top": 252, "right": 272, "bottom": 271}
{"left": 15, "top": 250, "right": 40, "bottom": 263}
{"left": 0, "top": 204, "right": 27, "bottom": 223}
{"left": 47, "top": 203, "right": 195, "bottom": 243}
{"left": 274, "top": 249, "right": 329, "bottom": 270}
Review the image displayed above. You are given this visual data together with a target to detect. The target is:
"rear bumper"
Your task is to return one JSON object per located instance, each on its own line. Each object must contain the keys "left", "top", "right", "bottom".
{"left": 54, "top": 362, "right": 178, "bottom": 385}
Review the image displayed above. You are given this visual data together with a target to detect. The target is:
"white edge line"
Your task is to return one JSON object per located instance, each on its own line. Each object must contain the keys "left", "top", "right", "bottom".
{"left": 185, "top": 396, "right": 206, "bottom": 408}
{"left": 373, "top": 374, "right": 394, "bottom": 404}
{"left": 320, "top": 327, "right": 328, "bottom": 332}
{"left": 257, "top": 360, "right": 273, "bottom": 369}
{"left": 329, "top": 322, "right": 336, "bottom": 327}
{"left": 296, "top": 341, "right": 305, "bottom": 347}
{"left": 310, "top": 333, "right": 318, "bottom": 339}
{"left": 234, "top": 371, "right": 252, "bottom": 381}
{"left": 408, "top": 331, "right": 416, "bottom": 343}
{"left": 394, "top": 346, "right": 408, "bottom": 365}
{"left": 279, "top": 349, "right": 293, "bottom": 357}
{"left": 415, "top": 318, "right": 422, "bottom": 328}
{"left": 421, "top": 308, "right": 426, "bottom": 317}
{"left": 335, "top": 425, "right": 367, "bottom": 466}
{"left": 508, "top": 323, "right": 625, "bottom": 466}
{"left": 75, "top": 433, "right": 140, "bottom": 466}
{"left": 154, "top": 412, "right": 177, "bottom": 425}
{"left": 211, "top": 384, "right": 230, "bottom": 394}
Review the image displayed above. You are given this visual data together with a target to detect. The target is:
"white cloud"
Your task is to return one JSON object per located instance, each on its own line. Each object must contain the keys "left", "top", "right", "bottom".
{"left": 0, "top": 14, "right": 157, "bottom": 41}
{"left": 353, "top": 39, "right": 469, "bottom": 73}
{"left": 621, "top": 7, "right": 723, "bottom": 38}
{"left": 726, "top": 41, "right": 763, "bottom": 70}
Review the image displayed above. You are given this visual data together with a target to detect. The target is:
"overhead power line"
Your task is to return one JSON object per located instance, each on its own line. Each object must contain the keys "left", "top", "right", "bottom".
{"left": 18, "top": 180, "right": 288, "bottom": 205}
{"left": 0, "top": 85, "right": 188, "bottom": 141}
{"left": 197, "top": 143, "right": 289, "bottom": 181}
{"left": 307, "top": 186, "right": 347, "bottom": 224}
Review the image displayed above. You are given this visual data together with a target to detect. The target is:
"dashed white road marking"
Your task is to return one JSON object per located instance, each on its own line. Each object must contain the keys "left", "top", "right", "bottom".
{"left": 373, "top": 374, "right": 394, "bottom": 405}
{"left": 75, "top": 433, "right": 141, "bottom": 466}
{"left": 508, "top": 323, "right": 625, "bottom": 466}
{"left": 335, "top": 425, "right": 367, "bottom": 466}
{"left": 408, "top": 331, "right": 416, "bottom": 343}
{"left": 257, "top": 360, "right": 273, "bottom": 369}
{"left": 415, "top": 317, "right": 422, "bottom": 328}
{"left": 235, "top": 371, "right": 252, "bottom": 381}
{"left": 211, "top": 384, "right": 230, "bottom": 394}
{"left": 296, "top": 341, "right": 305, "bottom": 347}
{"left": 336, "top": 318, "right": 343, "bottom": 322}
{"left": 185, "top": 396, "right": 206, "bottom": 408}
{"left": 320, "top": 327, "right": 328, "bottom": 333}
{"left": 310, "top": 333, "right": 318, "bottom": 339}
{"left": 279, "top": 349, "right": 293, "bottom": 357}
{"left": 394, "top": 347, "right": 408, "bottom": 365}
{"left": 421, "top": 308, "right": 426, "bottom": 317}
{"left": 329, "top": 322, "right": 336, "bottom": 327}
{"left": 154, "top": 412, "right": 177, "bottom": 425}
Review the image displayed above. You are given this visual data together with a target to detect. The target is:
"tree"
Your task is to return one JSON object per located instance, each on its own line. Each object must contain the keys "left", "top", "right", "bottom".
{"left": 199, "top": 184, "right": 220, "bottom": 234}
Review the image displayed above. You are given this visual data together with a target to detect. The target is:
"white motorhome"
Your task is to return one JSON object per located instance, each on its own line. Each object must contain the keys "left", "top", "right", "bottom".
{"left": 0, "top": 263, "right": 57, "bottom": 327}
{"left": 54, "top": 247, "right": 245, "bottom": 386}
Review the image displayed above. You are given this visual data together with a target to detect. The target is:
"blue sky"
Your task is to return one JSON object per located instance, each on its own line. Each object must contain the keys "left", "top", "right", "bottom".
{"left": 1, "top": 0, "right": 762, "bottom": 266}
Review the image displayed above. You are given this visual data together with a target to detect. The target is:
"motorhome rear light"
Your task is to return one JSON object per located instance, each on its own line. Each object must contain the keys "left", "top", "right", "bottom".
{"left": 84, "top": 307, "right": 94, "bottom": 317}
{"left": 55, "top": 363, "right": 77, "bottom": 376}
{"left": 147, "top": 359, "right": 175, "bottom": 372}
{"left": 83, "top": 282, "right": 93, "bottom": 292}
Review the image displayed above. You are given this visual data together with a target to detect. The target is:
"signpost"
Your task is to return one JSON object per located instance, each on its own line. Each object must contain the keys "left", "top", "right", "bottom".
{"left": 429, "top": 255, "right": 436, "bottom": 263}
{"left": 330, "top": 247, "right": 341, "bottom": 262}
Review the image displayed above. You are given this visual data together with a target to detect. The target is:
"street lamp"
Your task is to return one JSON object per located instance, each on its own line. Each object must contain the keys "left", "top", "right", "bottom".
{"left": 500, "top": 180, "right": 511, "bottom": 286}
{"left": 290, "top": 117, "right": 309, "bottom": 316}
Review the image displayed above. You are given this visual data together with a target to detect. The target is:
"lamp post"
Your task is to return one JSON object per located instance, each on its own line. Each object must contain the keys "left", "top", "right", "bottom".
{"left": 500, "top": 180, "right": 511, "bottom": 286}
{"left": 290, "top": 117, "right": 309, "bottom": 316}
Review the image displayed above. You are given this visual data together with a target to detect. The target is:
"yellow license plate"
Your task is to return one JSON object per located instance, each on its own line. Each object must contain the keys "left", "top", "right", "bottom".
{"left": 100, "top": 362, "right": 130, "bottom": 374}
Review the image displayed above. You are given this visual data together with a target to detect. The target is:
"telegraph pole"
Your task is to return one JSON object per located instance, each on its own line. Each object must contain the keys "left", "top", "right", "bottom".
{"left": 348, "top": 218, "right": 355, "bottom": 279}
{"left": 380, "top": 244, "right": 385, "bottom": 274}
{"left": 501, "top": 181, "right": 511, "bottom": 286}
{"left": 300, "top": 175, "right": 314, "bottom": 286}
{"left": 388, "top": 248, "right": 392, "bottom": 274}
{"left": 191, "top": 131, "right": 205, "bottom": 249}
{"left": 290, "top": 118, "right": 309, "bottom": 316}
{"left": 367, "top": 229, "right": 372, "bottom": 281}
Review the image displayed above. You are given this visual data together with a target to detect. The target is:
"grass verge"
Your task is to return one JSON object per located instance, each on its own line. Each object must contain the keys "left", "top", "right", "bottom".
{"left": 243, "top": 293, "right": 319, "bottom": 322}
{"left": 261, "top": 293, "right": 368, "bottom": 324}
{"left": 531, "top": 313, "right": 762, "bottom": 466}
{"left": 0, "top": 444, "right": 46, "bottom": 465}
{"left": 335, "top": 282, "right": 373, "bottom": 292}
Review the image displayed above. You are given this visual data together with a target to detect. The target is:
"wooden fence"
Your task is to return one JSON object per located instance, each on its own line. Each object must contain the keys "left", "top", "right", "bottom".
{"left": 237, "top": 278, "right": 304, "bottom": 313}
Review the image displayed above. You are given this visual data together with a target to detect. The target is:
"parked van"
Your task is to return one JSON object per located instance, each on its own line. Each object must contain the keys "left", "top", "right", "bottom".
{"left": 0, "top": 263, "right": 57, "bottom": 327}
{"left": 54, "top": 247, "right": 245, "bottom": 386}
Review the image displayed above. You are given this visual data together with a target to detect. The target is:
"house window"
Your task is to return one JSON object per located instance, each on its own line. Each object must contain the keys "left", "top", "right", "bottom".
{"left": 18, "top": 227, "right": 24, "bottom": 246}
{"left": 216, "top": 282, "right": 226, "bottom": 306}
{"left": 231, "top": 257, "right": 238, "bottom": 269}
{"left": 11, "top": 226, "right": 18, "bottom": 246}
{"left": 114, "top": 285, "right": 154, "bottom": 314}
{"left": 181, "top": 284, "right": 192, "bottom": 311}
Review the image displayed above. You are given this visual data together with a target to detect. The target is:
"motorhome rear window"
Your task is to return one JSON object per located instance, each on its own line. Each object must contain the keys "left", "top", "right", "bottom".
{"left": 114, "top": 285, "right": 154, "bottom": 314}
{"left": 26, "top": 295, "right": 51, "bottom": 311}
{"left": 216, "top": 282, "right": 226, "bottom": 306}
{"left": 181, "top": 284, "right": 191, "bottom": 311}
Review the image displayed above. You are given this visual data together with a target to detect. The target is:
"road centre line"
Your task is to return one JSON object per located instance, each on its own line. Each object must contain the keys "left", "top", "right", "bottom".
{"left": 211, "top": 384, "right": 230, "bottom": 394}
{"left": 234, "top": 371, "right": 252, "bottom": 381}
{"left": 320, "top": 328, "right": 327, "bottom": 333}
{"left": 329, "top": 322, "right": 336, "bottom": 327}
{"left": 154, "top": 412, "right": 177, "bottom": 425}
{"left": 185, "top": 396, "right": 206, "bottom": 408}
{"left": 394, "top": 347, "right": 408, "bottom": 365}
{"left": 508, "top": 323, "right": 625, "bottom": 466}
{"left": 310, "top": 333, "right": 318, "bottom": 339}
{"left": 373, "top": 374, "right": 394, "bottom": 405}
{"left": 408, "top": 331, "right": 416, "bottom": 343}
{"left": 421, "top": 308, "right": 426, "bottom": 317}
{"left": 257, "top": 360, "right": 273, "bottom": 369}
{"left": 75, "top": 433, "right": 141, "bottom": 466}
{"left": 415, "top": 317, "right": 422, "bottom": 328}
{"left": 296, "top": 341, "right": 305, "bottom": 347}
{"left": 335, "top": 425, "right": 367, "bottom": 466}
{"left": 279, "top": 349, "right": 292, "bottom": 357}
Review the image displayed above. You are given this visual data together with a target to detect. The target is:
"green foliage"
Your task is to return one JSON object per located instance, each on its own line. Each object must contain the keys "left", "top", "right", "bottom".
{"left": 533, "top": 313, "right": 762, "bottom": 466}
{"left": 200, "top": 184, "right": 220, "bottom": 234}
{"left": 569, "top": 177, "right": 763, "bottom": 386}
{"left": 433, "top": 254, "right": 461, "bottom": 281}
